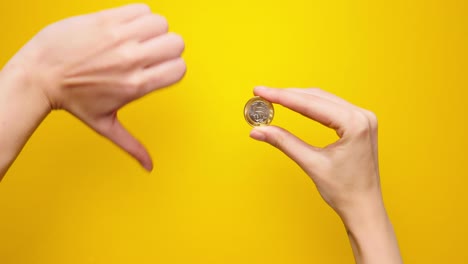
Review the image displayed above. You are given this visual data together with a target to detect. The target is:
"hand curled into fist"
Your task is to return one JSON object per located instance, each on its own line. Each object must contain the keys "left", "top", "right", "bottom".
{"left": 5, "top": 4, "right": 186, "bottom": 170}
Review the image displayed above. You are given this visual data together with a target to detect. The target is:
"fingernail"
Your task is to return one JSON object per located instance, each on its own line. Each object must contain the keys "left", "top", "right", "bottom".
{"left": 250, "top": 128, "right": 266, "bottom": 141}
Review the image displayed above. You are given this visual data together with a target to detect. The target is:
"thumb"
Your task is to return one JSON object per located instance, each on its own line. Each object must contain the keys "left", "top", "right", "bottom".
{"left": 95, "top": 114, "right": 153, "bottom": 171}
{"left": 250, "top": 126, "right": 322, "bottom": 171}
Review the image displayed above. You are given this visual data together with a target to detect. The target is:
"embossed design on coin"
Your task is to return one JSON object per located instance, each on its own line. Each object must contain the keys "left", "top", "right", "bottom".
{"left": 244, "top": 96, "right": 274, "bottom": 127}
{"left": 248, "top": 101, "right": 269, "bottom": 123}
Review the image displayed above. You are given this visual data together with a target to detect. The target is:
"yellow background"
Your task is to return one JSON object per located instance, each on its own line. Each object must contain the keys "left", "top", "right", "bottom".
{"left": 1, "top": 0, "right": 467, "bottom": 263}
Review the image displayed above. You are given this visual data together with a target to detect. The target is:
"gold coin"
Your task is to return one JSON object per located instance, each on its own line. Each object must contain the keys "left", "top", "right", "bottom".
{"left": 244, "top": 96, "right": 274, "bottom": 127}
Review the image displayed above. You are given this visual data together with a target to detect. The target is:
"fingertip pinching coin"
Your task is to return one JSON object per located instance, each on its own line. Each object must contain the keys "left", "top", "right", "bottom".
{"left": 244, "top": 96, "right": 274, "bottom": 127}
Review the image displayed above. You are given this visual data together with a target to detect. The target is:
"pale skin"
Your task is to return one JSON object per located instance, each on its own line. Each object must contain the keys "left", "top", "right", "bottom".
{"left": 0, "top": 4, "right": 185, "bottom": 176}
{"left": 0, "top": 4, "right": 402, "bottom": 264}
{"left": 250, "top": 87, "right": 403, "bottom": 264}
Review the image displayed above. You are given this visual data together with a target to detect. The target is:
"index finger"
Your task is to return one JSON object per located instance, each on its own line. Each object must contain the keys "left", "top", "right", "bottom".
{"left": 253, "top": 87, "right": 352, "bottom": 137}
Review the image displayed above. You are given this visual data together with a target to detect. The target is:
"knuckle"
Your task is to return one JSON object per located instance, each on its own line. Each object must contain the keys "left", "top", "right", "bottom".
{"left": 365, "top": 110, "right": 378, "bottom": 130}
{"left": 96, "top": 12, "right": 112, "bottom": 28}
{"left": 107, "top": 28, "right": 123, "bottom": 44}
{"left": 349, "top": 111, "right": 371, "bottom": 137}
{"left": 124, "top": 74, "right": 143, "bottom": 93}
{"left": 117, "top": 46, "right": 137, "bottom": 65}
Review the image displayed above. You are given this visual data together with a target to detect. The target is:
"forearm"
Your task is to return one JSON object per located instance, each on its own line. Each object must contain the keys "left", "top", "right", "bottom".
{"left": 341, "top": 196, "right": 403, "bottom": 264}
{"left": 0, "top": 63, "right": 51, "bottom": 179}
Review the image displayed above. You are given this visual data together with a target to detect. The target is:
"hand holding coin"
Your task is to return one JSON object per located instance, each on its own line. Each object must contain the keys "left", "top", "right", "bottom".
{"left": 249, "top": 86, "right": 402, "bottom": 264}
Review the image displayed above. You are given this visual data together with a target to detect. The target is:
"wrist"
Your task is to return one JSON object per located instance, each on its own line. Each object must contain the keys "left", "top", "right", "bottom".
{"left": 339, "top": 193, "right": 389, "bottom": 232}
{"left": 5, "top": 40, "right": 62, "bottom": 110}
{"left": 339, "top": 194, "right": 402, "bottom": 264}
{"left": 1, "top": 61, "right": 52, "bottom": 115}
{"left": 0, "top": 61, "right": 52, "bottom": 177}
{"left": 343, "top": 201, "right": 392, "bottom": 245}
